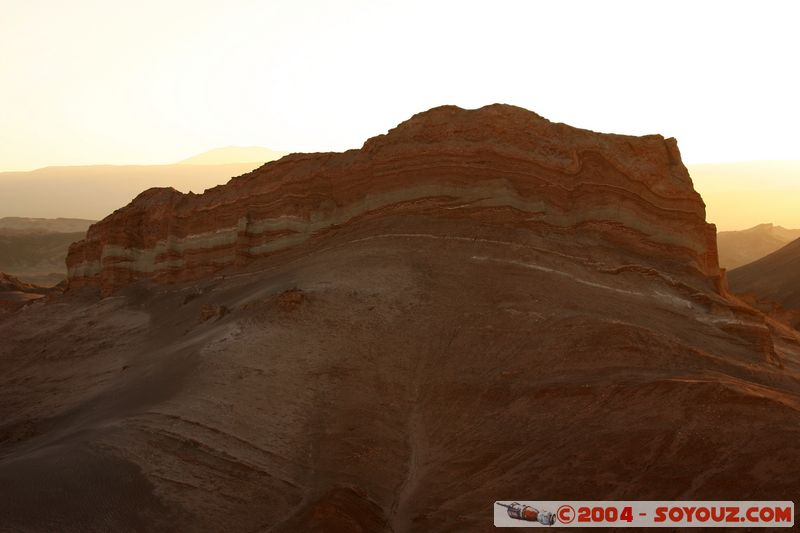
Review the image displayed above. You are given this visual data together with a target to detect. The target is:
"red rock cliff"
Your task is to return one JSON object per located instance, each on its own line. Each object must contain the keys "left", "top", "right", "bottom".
{"left": 66, "top": 104, "right": 719, "bottom": 295}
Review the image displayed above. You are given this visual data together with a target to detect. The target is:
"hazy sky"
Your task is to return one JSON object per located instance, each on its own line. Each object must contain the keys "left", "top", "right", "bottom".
{"left": 1, "top": 0, "right": 799, "bottom": 171}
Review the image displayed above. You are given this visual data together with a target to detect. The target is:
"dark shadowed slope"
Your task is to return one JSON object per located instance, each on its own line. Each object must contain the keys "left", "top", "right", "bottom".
{"left": 728, "top": 237, "right": 800, "bottom": 328}
{"left": 717, "top": 223, "right": 800, "bottom": 270}
{"left": 2, "top": 105, "right": 800, "bottom": 533}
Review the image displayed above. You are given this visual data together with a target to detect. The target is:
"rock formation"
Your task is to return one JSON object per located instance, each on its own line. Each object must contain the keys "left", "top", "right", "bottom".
{"left": 3, "top": 105, "right": 799, "bottom": 532}
{"left": 0, "top": 272, "right": 59, "bottom": 315}
{"left": 0, "top": 271, "right": 40, "bottom": 292}
{"left": 67, "top": 104, "right": 720, "bottom": 296}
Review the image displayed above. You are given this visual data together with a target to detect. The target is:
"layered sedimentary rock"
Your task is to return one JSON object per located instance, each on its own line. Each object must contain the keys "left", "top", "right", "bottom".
{"left": 67, "top": 104, "right": 720, "bottom": 295}
{"left": 9, "top": 105, "right": 800, "bottom": 533}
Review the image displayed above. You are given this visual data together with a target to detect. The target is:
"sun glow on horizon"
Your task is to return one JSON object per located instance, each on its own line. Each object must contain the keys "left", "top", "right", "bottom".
{"left": 1, "top": 0, "right": 799, "bottom": 229}
{"left": 2, "top": 0, "right": 799, "bottom": 172}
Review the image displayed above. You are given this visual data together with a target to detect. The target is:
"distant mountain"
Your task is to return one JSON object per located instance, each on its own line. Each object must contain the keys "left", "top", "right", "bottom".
{"left": 0, "top": 162, "right": 269, "bottom": 220}
{"left": 728, "top": 237, "right": 800, "bottom": 323}
{"left": 179, "top": 146, "right": 288, "bottom": 165}
{"left": 0, "top": 150, "right": 289, "bottom": 280}
{"left": 0, "top": 146, "right": 289, "bottom": 220}
{"left": 716, "top": 223, "right": 800, "bottom": 269}
{"left": 0, "top": 217, "right": 95, "bottom": 234}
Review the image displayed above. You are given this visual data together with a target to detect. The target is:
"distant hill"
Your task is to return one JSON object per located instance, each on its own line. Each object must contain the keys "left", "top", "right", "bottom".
{"left": 716, "top": 223, "right": 800, "bottom": 269}
{"left": 0, "top": 147, "right": 287, "bottom": 220}
{"left": 0, "top": 149, "right": 289, "bottom": 281}
{"left": 0, "top": 217, "right": 95, "bottom": 234}
{"left": 0, "top": 219, "right": 95, "bottom": 286}
{"left": 179, "top": 146, "right": 288, "bottom": 165}
{"left": 0, "top": 162, "right": 269, "bottom": 220}
{"left": 0, "top": 231, "right": 86, "bottom": 286}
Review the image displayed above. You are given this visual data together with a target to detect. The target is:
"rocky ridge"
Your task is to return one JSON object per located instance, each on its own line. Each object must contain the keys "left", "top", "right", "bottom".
{"left": 67, "top": 104, "right": 720, "bottom": 295}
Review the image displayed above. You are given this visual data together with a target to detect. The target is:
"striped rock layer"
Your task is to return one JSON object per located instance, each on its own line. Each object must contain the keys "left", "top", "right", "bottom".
{"left": 66, "top": 104, "right": 720, "bottom": 295}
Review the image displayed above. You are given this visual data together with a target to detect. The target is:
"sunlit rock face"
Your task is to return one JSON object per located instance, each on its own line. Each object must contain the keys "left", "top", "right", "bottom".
{"left": 67, "top": 104, "right": 720, "bottom": 296}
